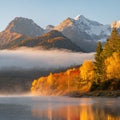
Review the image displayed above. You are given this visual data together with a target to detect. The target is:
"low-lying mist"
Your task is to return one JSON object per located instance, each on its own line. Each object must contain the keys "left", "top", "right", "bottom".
{"left": 0, "top": 47, "right": 95, "bottom": 70}
{"left": 0, "top": 47, "right": 95, "bottom": 94}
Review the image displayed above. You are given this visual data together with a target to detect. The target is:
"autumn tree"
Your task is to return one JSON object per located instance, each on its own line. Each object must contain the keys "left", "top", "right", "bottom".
{"left": 31, "top": 79, "right": 38, "bottom": 94}
{"left": 47, "top": 72, "right": 53, "bottom": 88}
{"left": 80, "top": 60, "right": 95, "bottom": 82}
{"left": 105, "top": 52, "right": 120, "bottom": 79}
{"left": 66, "top": 68, "right": 81, "bottom": 91}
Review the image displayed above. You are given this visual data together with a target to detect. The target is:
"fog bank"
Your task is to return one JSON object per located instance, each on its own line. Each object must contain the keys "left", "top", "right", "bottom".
{"left": 0, "top": 47, "right": 95, "bottom": 70}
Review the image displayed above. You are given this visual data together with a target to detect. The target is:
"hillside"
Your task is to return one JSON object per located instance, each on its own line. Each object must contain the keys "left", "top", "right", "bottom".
{"left": 9, "top": 30, "right": 82, "bottom": 52}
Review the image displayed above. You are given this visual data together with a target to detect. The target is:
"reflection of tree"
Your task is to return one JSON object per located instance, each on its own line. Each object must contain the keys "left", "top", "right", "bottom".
{"left": 93, "top": 103, "right": 120, "bottom": 120}
{"left": 79, "top": 104, "right": 94, "bottom": 120}
{"left": 31, "top": 102, "right": 120, "bottom": 120}
{"left": 48, "top": 103, "right": 52, "bottom": 120}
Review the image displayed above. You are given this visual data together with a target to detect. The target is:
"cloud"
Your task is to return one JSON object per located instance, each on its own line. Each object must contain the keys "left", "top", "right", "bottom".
{"left": 0, "top": 47, "right": 95, "bottom": 70}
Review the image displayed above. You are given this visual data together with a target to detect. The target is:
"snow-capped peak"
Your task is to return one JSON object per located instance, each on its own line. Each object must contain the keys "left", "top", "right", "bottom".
{"left": 74, "top": 15, "right": 91, "bottom": 26}
{"left": 54, "top": 14, "right": 111, "bottom": 43}
{"left": 73, "top": 15, "right": 111, "bottom": 36}
{"left": 74, "top": 15, "right": 87, "bottom": 21}
{"left": 74, "top": 15, "right": 80, "bottom": 20}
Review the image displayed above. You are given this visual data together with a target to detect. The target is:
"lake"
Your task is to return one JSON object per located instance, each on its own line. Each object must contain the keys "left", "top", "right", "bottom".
{"left": 0, "top": 96, "right": 119, "bottom": 120}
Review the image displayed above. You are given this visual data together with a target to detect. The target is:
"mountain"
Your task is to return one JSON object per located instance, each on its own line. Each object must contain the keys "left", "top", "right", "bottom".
{"left": 0, "top": 17, "right": 44, "bottom": 49}
{"left": 73, "top": 15, "right": 110, "bottom": 40}
{"left": 9, "top": 30, "right": 82, "bottom": 52}
{"left": 5, "top": 17, "right": 44, "bottom": 36}
{"left": 0, "top": 16, "right": 112, "bottom": 52}
{"left": 47, "top": 15, "right": 111, "bottom": 52}
{"left": 45, "top": 25, "right": 54, "bottom": 33}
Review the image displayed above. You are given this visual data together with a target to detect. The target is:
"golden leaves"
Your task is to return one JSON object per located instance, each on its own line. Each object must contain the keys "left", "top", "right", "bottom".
{"left": 105, "top": 52, "right": 120, "bottom": 79}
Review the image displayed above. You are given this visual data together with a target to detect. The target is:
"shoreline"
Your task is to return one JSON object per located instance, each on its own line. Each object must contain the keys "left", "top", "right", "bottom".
{"left": 68, "top": 90, "right": 120, "bottom": 98}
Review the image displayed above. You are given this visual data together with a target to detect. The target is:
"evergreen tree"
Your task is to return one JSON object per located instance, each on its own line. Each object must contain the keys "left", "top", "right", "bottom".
{"left": 110, "top": 28, "right": 119, "bottom": 39}
{"left": 94, "top": 41, "right": 103, "bottom": 83}
{"left": 101, "top": 28, "right": 120, "bottom": 81}
{"left": 102, "top": 28, "right": 120, "bottom": 59}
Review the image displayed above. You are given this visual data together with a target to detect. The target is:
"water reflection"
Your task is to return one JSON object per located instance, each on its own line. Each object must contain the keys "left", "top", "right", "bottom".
{"left": 0, "top": 97, "right": 119, "bottom": 120}
{"left": 31, "top": 98, "right": 120, "bottom": 120}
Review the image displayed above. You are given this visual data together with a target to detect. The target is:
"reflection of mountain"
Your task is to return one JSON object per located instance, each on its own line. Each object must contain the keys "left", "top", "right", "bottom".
{"left": 31, "top": 103, "right": 120, "bottom": 120}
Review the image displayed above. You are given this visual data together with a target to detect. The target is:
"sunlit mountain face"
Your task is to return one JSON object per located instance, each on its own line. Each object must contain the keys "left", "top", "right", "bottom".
{"left": 4, "top": 17, "right": 44, "bottom": 37}
{"left": 0, "top": 17, "right": 44, "bottom": 49}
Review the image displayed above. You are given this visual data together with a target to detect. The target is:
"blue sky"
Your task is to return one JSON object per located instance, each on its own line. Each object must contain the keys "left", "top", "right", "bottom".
{"left": 0, "top": 0, "right": 120, "bottom": 31}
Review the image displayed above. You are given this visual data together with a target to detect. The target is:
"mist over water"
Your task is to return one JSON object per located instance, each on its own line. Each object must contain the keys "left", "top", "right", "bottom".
{"left": 0, "top": 47, "right": 95, "bottom": 94}
{"left": 0, "top": 96, "right": 119, "bottom": 120}
{"left": 0, "top": 47, "right": 95, "bottom": 70}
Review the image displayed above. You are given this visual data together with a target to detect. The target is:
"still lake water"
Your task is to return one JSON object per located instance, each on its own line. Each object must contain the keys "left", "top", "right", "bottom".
{"left": 0, "top": 96, "right": 119, "bottom": 120}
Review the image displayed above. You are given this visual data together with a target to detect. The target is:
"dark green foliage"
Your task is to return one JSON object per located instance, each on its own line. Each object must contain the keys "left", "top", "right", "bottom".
{"left": 93, "top": 28, "right": 120, "bottom": 91}
{"left": 110, "top": 28, "right": 119, "bottom": 39}
{"left": 94, "top": 41, "right": 103, "bottom": 82}
{"left": 109, "top": 79, "right": 120, "bottom": 90}
{"left": 95, "top": 28, "right": 120, "bottom": 81}
{"left": 91, "top": 79, "right": 120, "bottom": 91}
{"left": 102, "top": 28, "right": 120, "bottom": 59}
{"left": 101, "top": 28, "right": 120, "bottom": 80}
{"left": 98, "top": 80, "right": 111, "bottom": 90}
{"left": 90, "top": 81, "right": 99, "bottom": 91}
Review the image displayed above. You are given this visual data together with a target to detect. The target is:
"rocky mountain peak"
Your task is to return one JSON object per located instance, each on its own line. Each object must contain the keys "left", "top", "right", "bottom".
{"left": 74, "top": 15, "right": 102, "bottom": 26}
{"left": 54, "top": 17, "right": 74, "bottom": 31}
{"left": 5, "top": 17, "right": 44, "bottom": 36}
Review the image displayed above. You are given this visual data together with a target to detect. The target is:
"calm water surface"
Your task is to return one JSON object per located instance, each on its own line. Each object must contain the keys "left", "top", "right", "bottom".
{"left": 0, "top": 96, "right": 120, "bottom": 120}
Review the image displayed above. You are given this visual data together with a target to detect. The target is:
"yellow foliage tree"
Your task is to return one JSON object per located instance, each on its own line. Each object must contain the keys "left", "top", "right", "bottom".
{"left": 105, "top": 52, "right": 120, "bottom": 79}
{"left": 80, "top": 60, "right": 95, "bottom": 82}
{"left": 47, "top": 72, "right": 53, "bottom": 85}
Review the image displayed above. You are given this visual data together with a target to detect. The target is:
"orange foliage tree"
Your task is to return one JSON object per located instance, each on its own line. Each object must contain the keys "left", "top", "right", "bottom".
{"left": 31, "top": 60, "right": 96, "bottom": 95}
